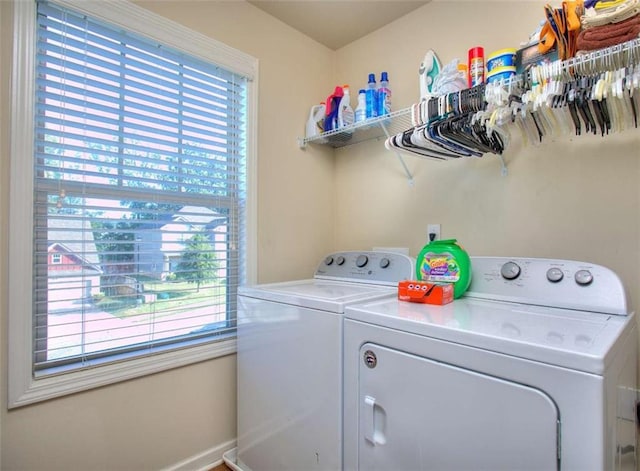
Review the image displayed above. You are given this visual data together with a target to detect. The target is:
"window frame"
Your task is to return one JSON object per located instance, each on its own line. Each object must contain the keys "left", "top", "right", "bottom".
{"left": 8, "top": 0, "right": 258, "bottom": 409}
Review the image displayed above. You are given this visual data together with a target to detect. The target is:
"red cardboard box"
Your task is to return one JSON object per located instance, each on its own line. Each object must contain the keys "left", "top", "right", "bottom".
{"left": 398, "top": 280, "right": 454, "bottom": 305}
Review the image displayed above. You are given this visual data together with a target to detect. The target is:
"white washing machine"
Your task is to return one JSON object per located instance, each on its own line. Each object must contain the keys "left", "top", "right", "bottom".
{"left": 236, "top": 251, "right": 414, "bottom": 471}
{"left": 343, "top": 257, "right": 638, "bottom": 471}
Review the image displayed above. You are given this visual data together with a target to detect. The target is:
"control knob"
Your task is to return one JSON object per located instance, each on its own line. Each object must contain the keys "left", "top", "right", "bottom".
{"left": 501, "top": 261, "right": 521, "bottom": 280}
{"left": 575, "top": 269, "right": 593, "bottom": 286}
{"left": 336, "top": 256, "right": 345, "bottom": 266}
{"left": 324, "top": 256, "right": 334, "bottom": 266}
{"left": 356, "top": 255, "right": 369, "bottom": 268}
{"left": 546, "top": 267, "right": 564, "bottom": 283}
{"left": 380, "top": 258, "right": 390, "bottom": 269}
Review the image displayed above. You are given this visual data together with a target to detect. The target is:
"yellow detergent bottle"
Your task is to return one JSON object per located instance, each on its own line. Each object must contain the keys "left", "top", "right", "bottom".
{"left": 416, "top": 239, "right": 472, "bottom": 299}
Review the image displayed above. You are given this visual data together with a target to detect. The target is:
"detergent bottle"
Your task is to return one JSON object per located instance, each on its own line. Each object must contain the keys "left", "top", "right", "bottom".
{"left": 337, "top": 85, "right": 354, "bottom": 128}
{"left": 354, "top": 89, "right": 366, "bottom": 123}
{"left": 377, "top": 72, "right": 391, "bottom": 116}
{"left": 365, "top": 73, "right": 377, "bottom": 119}
{"left": 416, "top": 239, "right": 472, "bottom": 299}
{"left": 323, "top": 86, "right": 344, "bottom": 132}
{"left": 305, "top": 102, "right": 326, "bottom": 138}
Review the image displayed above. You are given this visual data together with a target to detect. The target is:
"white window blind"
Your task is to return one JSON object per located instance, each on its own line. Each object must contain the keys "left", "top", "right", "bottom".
{"left": 34, "top": 0, "right": 247, "bottom": 373}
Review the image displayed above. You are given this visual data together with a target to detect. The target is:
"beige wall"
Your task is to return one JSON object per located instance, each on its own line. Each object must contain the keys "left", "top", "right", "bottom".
{"left": 334, "top": 1, "right": 640, "bottom": 313}
{"left": 0, "top": 1, "right": 334, "bottom": 469}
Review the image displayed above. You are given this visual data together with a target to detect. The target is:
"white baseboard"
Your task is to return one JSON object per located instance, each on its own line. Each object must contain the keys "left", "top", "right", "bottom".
{"left": 162, "top": 439, "right": 237, "bottom": 471}
{"left": 222, "top": 447, "right": 243, "bottom": 471}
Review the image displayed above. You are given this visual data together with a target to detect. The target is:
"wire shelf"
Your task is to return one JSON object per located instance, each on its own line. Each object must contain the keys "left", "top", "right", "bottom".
{"left": 299, "top": 107, "right": 413, "bottom": 149}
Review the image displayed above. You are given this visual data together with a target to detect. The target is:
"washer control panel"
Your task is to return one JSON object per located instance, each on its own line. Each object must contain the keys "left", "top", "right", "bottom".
{"left": 466, "top": 257, "right": 629, "bottom": 315}
{"left": 315, "top": 251, "right": 415, "bottom": 286}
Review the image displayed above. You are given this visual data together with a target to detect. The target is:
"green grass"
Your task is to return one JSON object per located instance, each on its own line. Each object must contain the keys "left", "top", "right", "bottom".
{"left": 95, "top": 279, "right": 226, "bottom": 319}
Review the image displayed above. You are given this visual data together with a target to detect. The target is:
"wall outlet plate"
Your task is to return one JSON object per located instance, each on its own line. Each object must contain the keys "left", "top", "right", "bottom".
{"left": 427, "top": 224, "right": 441, "bottom": 242}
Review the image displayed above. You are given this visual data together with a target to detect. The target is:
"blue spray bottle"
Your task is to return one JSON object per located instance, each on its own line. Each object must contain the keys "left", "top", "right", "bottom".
{"left": 365, "top": 73, "right": 377, "bottom": 119}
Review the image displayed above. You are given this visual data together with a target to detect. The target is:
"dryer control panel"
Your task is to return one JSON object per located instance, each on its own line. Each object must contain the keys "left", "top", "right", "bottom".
{"left": 466, "top": 257, "right": 629, "bottom": 315}
{"left": 315, "top": 251, "right": 415, "bottom": 286}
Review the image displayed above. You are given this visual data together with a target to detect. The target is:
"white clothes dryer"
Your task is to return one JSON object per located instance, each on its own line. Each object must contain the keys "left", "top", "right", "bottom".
{"left": 343, "top": 257, "right": 637, "bottom": 471}
{"left": 237, "top": 251, "right": 414, "bottom": 471}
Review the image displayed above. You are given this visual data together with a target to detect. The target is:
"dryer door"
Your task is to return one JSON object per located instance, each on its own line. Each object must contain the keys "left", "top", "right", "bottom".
{"left": 358, "top": 343, "right": 560, "bottom": 471}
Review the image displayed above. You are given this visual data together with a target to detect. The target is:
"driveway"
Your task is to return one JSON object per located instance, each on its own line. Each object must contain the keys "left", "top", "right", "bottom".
{"left": 46, "top": 299, "right": 226, "bottom": 360}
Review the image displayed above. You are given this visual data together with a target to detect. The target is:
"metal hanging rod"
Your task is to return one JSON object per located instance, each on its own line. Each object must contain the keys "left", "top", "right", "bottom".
{"left": 566, "top": 37, "right": 640, "bottom": 73}
{"left": 523, "top": 38, "right": 640, "bottom": 86}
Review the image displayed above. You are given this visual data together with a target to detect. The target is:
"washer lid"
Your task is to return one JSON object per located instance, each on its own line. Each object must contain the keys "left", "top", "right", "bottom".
{"left": 239, "top": 279, "right": 397, "bottom": 313}
{"left": 345, "top": 297, "right": 635, "bottom": 374}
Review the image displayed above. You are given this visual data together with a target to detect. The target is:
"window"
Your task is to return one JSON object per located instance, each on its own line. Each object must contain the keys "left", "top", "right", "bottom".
{"left": 9, "top": 0, "right": 257, "bottom": 407}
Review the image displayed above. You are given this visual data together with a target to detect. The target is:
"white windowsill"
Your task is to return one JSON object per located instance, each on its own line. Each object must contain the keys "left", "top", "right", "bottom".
{"left": 10, "top": 336, "right": 237, "bottom": 409}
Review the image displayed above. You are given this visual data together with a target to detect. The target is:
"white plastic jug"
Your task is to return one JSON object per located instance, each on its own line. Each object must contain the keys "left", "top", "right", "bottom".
{"left": 337, "top": 85, "right": 354, "bottom": 128}
{"left": 306, "top": 103, "right": 326, "bottom": 138}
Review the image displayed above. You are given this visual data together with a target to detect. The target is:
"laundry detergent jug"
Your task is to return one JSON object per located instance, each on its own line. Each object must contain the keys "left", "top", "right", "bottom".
{"left": 416, "top": 239, "right": 471, "bottom": 299}
{"left": 323, "top": 86, "right": 344, "bottom": 132}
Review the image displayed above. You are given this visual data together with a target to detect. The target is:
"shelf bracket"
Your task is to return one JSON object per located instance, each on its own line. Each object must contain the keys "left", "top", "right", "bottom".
{"left": 496, "top": 154, "right": 508, "bottom": 176}
{"left": 380, "top": 121, "right": 414, "bottom": 186}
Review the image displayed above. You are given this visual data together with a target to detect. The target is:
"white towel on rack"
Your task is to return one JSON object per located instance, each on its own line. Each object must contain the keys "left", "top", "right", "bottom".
{"left": 582, "top": 0, "right": 640, "bottom": 28}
